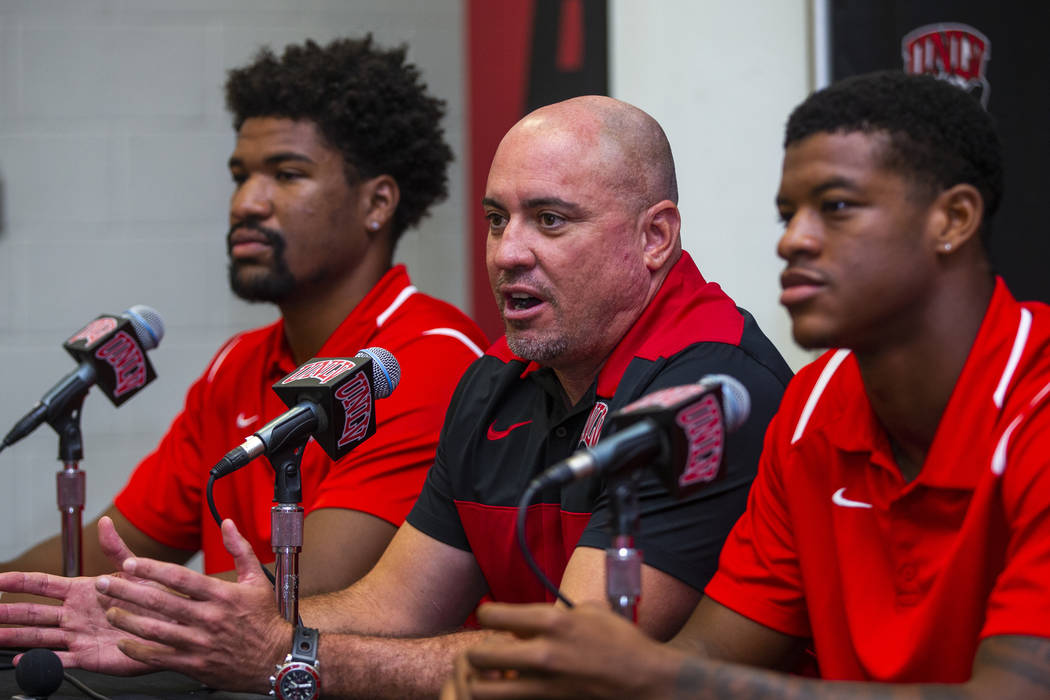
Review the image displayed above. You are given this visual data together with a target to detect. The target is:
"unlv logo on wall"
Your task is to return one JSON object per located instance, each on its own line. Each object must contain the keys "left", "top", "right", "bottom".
{"left": 828, "top": 1, "right": 1050, "bottom": 307}
{"left": 902, "top": 23, "right": 991, "bottom": 107}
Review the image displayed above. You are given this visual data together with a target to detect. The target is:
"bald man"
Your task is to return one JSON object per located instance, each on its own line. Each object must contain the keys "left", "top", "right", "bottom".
{"left": 0, "top": 96, "right": 791, "bottom": 698}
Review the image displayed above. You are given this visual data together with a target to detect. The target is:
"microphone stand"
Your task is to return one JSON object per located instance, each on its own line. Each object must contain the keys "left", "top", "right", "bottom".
{"left": 606, "top": 475, "right": 642, "bottom": 622}
{"left": 51, "top": 394, "right": 87, "bottom": 577}
{"left": 269, "top": 441, "right": 308, "bottom": 624}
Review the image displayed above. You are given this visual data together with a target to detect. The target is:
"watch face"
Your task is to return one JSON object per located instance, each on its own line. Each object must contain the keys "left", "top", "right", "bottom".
{"left": 275, "top": 662, "right": 321, "bottom": 700}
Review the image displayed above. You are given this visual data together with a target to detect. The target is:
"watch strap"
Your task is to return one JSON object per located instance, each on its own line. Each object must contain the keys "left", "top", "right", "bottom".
{"left": 291, "top": 625, "right": 319, "bottom": 665}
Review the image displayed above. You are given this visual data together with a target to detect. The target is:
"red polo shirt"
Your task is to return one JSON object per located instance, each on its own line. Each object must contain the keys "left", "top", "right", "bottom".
{"left": 115, "top": 265, "right": 487, "bottom": 573}
{"left": 706, "top": 278, "right": 1050, "bottom": 682}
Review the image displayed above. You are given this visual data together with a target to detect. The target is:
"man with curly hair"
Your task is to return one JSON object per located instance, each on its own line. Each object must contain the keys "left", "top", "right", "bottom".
{"left": 442, "top": 72, "right": 1050, "bottom": 698}
{"left": 0, "top": 36, "right": 487, "bottom": 595}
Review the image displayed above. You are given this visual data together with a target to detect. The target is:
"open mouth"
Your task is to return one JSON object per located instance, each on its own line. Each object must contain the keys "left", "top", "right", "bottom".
{"left": 508, "top": 293, "right": 542, "bottom": 311}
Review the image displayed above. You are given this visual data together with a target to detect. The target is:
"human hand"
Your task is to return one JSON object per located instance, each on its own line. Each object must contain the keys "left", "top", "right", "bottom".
{"left": 447, "top": 601, "right": 685, "bottom": 699}
{"left": 0, "top": 518, "right": 167, "bottom": 675}
{"left": 96, "top": 519, "right": 291, "bottom": 692}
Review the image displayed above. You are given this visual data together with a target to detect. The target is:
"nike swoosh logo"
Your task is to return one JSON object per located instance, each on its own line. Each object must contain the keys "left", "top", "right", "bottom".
{"left": 487, "top": 420, "right": 533, "bottom": 440}
{"left": 832, "top": 487, "right": 872, "bottom": 509}
{"left": 236, "top": 413, "right": 259, "bottom": 429}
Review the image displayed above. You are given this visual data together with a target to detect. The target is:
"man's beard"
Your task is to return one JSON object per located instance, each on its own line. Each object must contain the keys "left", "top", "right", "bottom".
{"left": 505, "top": 332, "right": 569, "bottom": 364}
{"left": 494, "top": 271, "right": 569, "bottom": 363}
{"left": 227, "top": 223, "right": 296, "bottom": 302}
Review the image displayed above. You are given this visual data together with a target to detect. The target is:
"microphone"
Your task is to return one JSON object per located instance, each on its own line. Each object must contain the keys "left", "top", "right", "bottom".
{"left": 530, "top": 374, "right": 750, "bottom": 497}
{"left": 210, "top": 347, "right": 401, "bottom": 478}
{"left": 14, "top": 648, "right": 64, "bottom": 699}
{"left": 1, "top": 305, "right": 165, "bottom": 452}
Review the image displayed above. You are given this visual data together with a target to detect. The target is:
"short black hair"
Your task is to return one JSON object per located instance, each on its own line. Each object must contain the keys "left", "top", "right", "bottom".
{"left": 785, "top": 71, "right": 1003, "bottom": 240}
{"left": 225, "top": 36, "right": 453, "bottom": 245}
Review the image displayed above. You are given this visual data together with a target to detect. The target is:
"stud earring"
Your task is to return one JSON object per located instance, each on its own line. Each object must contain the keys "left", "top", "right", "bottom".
{"left": 942, "top": 242, "right": 952, "bottom": 252}
{"left": 369, "top": 221, "right": 380, "bottom": 231}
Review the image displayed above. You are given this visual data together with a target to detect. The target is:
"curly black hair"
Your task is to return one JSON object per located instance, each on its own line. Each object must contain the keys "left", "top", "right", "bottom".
{"left": 225, "top": 36, "right": 453, "bottom": 244}
{"left": 785, "top": 71, "right": 1003, "bottom": 241}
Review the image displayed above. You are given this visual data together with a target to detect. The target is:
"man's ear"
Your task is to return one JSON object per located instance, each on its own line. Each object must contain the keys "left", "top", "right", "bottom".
{"left": 641, "top": 200, "right": 681, "bottom": 270}
{"left": 361, "top": 174, "right": 401, "bottom": 233}
{"left": 928, "top": 183, "right": 983, "bottom": 255}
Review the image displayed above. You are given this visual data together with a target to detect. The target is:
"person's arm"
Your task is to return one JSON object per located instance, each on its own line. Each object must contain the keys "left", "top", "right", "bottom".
{"left": 655, "top": 633, "right": 1050, "bottom": 700}
{"left": 0, "top": 516, "right": 183, "bottom": 676}
{"left": 446, "top": 597, "right": 800, "bottom": 699}
{"left": 90, "top": 520, "right": 493, "bottom": 698}
{"left": 556, "top": 546, "right": 702, "bottom": 642}
{"left": 448, "top": 600, "right": 1050, "bottom": 699}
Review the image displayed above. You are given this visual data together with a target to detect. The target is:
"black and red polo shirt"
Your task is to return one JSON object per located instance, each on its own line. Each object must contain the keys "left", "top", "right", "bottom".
{"left": 407, "top": 252, "right": 792, "bottom": 603}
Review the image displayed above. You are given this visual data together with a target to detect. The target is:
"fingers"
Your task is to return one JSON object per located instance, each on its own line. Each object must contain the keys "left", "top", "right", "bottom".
{"left": 116, "top": 637, "right": 186, "bottom": 671}
{"left": 96, "top": 569, "right": 209, "bottom": 624}
{"left": 465, "top": 635, "right": 560, "bottom": 675}
{"left": 475, "top": 603, "right": 569, "bottom": 638}
{"left": 98, "top": 515, "right": 136, "bottom": 568}
{"left": 220, "top": 520, "right": 264, "bottom": 585}
{"left": 0, "top": 602, "right": 64, "bottom": 627}
{"left": 110, "top": 557, "right": 218, "bottom": 603}
{"left": 0, "top": 624, "right": 69, "bottom": 649}
{"left": 0, "top": 572, "right": 71, "bottom": 601}
{"left": 106, "top": 607, "right": 210, "bottom": 653}
{"left": 447, "top": 648, "right": 572, "bottom": 700}
{"left": 460, "top": 676, "right": 572, "bottom": 699}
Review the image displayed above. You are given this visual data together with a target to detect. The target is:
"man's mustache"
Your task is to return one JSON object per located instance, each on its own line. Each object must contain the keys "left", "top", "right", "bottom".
{"left": 226, "top": 221, "right": 286, "bottom": 255}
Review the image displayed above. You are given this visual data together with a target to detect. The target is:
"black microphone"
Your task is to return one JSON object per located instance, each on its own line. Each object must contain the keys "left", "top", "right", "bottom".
{"left": 210, "top": 347, "right": 401, "bottom": 478}
{"left": 1, "top": 305, "right": 165, "bottom": 452}
{"left": 530, "top": 374, "right": 750, "bottom": 497}
{"left": 14, "top": 648, "right": 64, "bottom": 699}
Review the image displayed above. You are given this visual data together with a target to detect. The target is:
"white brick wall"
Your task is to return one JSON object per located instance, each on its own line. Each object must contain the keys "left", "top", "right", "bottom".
{"left": 0, "top": 0, "right": 466, "bottom": 560}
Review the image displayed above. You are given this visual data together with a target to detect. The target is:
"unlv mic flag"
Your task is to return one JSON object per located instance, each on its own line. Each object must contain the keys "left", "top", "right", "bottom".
{"left": 272, "top": 357, "right": 378, "bottom": 461}
{"left": 64, "top": 314, "right": 157, "bottom": 406}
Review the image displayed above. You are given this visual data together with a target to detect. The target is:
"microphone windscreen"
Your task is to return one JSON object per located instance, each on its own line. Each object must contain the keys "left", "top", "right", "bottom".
{"left": 15, "top": 648, "right": 64, "bottom": 696}
{"left": 123, "top": 304, "right": 165, "bottom": 350}
{"left": 705, "top": 374, "right": 750, "bottom": 431}
{"left": 358, "top": 347, "right": 401, "bottom": 398}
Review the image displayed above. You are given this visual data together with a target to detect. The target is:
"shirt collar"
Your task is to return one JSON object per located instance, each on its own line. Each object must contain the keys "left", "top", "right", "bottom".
{"left": 824, "top": 278, "right": 1023, "bottom": 490}
{"left": 268, "top": 265, "right": 416, "bottom": 378}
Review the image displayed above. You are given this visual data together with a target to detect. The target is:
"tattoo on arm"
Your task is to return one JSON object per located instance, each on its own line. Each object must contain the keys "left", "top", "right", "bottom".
{"left": 672, "top": 635, "right": 1050, "bottom": 700}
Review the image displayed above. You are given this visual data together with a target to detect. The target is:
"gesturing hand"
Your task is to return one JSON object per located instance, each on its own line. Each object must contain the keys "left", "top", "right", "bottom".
{"left": 0, "top": 516, "right": 165, "bottom": 675}
{"left": 446, "top": 602, "right": 685, "bottom": 700}
{"left": 97, "top": 519, "right": 292, "bottom": 693}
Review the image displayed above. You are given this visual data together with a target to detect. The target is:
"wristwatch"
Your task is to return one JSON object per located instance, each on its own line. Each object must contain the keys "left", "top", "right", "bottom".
{"left": 270, "top": 625, "right": 321, "bottom": 700}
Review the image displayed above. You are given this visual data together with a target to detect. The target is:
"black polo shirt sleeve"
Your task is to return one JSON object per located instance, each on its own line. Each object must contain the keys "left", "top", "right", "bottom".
{"left": 405, "top": 361, "right": 481, "bottom": 552}
{"left": 577, "top": 336, "right": 791, "bottom": 592}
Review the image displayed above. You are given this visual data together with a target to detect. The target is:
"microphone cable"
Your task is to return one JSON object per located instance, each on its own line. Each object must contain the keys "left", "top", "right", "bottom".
{"left": 207, "top": 472, "right": 304, "bottom": 631}
{"left": 206, "top": 472, "right": 278, "bottom": 588}
{"left": 515, "top": 481, "right": 575, "bottom": 608}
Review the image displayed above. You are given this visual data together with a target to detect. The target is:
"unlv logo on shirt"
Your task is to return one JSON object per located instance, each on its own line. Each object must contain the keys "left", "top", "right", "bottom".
{"left": 902, "top": 23, "right": 991, "bottom": 107}
{"left": 334, "top": 371, "right": 372, "bottom": 448}
{"left": 67, "top": 317, "right": 118, "bottom": 348}
{"left": 95, "top": 331, "right": 147, "bottom": 398}
{"left": 579, "top": 401, "right": 609, "bottom": 448}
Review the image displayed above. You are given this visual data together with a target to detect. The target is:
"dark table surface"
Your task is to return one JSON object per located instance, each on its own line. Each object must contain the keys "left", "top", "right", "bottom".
{"left": 0, "top": 656, "right": 270, "bottom": 699}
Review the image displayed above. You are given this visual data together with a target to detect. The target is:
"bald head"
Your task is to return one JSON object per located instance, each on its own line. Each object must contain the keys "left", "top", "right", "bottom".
{"left": 502, "top": 96, "right": 678, "bottom": 212}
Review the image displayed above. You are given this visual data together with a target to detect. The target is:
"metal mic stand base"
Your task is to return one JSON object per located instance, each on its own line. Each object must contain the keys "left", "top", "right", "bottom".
{"left": 51, "top": 395, "right": 87, "bottom": 578}
{"left": 269, "top": 442, "right": 307, "bottom": 624}
{"left": 606, "top": 477, "right": 642, "bottom": 622}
